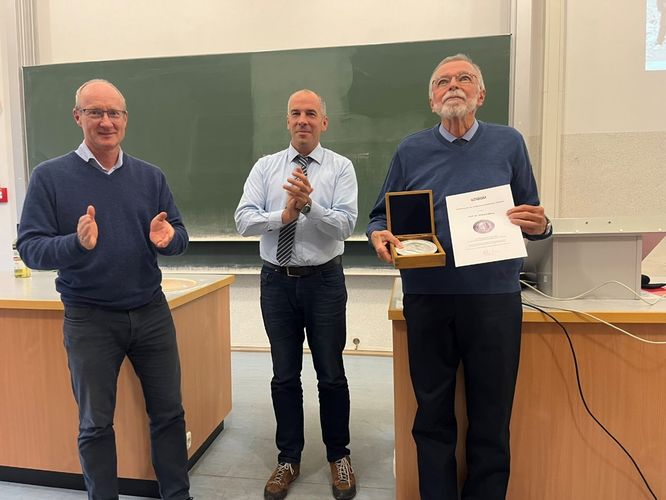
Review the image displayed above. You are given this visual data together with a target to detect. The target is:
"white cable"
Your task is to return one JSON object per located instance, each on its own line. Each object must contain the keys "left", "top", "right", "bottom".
{"left": 521, "top": 293, "right": 666, "bottom": 345}
{"left": 520, "top": 279, "right": 665, "bottom": 306}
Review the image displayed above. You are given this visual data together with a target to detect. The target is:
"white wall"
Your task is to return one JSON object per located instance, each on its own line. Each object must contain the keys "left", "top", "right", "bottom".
{"left": 560, "top": 0, "right": 666, "bottom": 217}
{"left": 1, "top": 0, "right": 519, "bottom": 273}
{"left": 34, "top": 0, "right": 510, "bottom": 62}
{"left": 0, "top": 0, "right": 23, "bottom": 271}
{"left": 564, "top": 0, "right": 666, "bottom": 134}
{"left": 1, "top": 0, "right": 522, "bottom": 350}
{"left": 231, "top": 273, "right": 397, "bottom": 353}
{"left": 16, "top": 1, "right": 665, "bottom": 346}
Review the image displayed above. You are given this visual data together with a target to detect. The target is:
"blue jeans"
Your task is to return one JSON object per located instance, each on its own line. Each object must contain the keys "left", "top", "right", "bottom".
{"left": 403, "top": 293, "right": 522, "bottom": 500}
{"left": 260, "top": 259, "right": 351, "bottom": 464}
{"left": 63, "top": 292, "right": 190, "bottom": 500}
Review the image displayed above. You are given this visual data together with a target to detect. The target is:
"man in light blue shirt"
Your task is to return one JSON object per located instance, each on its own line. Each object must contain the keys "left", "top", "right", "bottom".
{"left": 235, "top": 89, "right": 358, "bottom": 500}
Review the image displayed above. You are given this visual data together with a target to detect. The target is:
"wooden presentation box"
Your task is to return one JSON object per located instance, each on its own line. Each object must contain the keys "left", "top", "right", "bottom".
{"left": 385, "top": 190, "right": 445, "bottom": 269}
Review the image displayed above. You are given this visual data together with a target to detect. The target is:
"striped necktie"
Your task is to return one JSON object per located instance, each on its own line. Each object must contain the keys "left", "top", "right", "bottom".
{"left": 276, "top": 155, "right": 310, "bottom": 266}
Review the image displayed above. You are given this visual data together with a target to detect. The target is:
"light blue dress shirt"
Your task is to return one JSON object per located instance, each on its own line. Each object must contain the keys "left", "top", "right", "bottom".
{"left": 75, "top": 142, "right": 124, "bottom": 174}
{"left": 235, "top": 143, "right": 358, "bottom": 266}
{"left": 438, "top": 119, "right": 479, "bottom": 142}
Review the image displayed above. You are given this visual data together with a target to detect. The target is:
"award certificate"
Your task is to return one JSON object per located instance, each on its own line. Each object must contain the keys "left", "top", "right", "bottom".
{"left": 446, "top": 184, "right": 527, "bottom": 267}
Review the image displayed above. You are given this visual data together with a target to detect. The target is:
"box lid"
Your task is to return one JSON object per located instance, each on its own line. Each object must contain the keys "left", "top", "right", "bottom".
{"left": 386, "top": 190, "right": 435, "bottom": 236}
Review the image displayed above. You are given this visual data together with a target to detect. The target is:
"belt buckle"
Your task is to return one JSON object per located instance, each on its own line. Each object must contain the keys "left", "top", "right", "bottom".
{"left": 285, "top": 267, "right": 301, "bottom": 278}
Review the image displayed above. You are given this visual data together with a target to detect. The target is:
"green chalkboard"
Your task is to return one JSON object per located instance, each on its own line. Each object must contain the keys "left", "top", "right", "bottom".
{"left": 23, "top": 36, "right": 510, "bottom": 238}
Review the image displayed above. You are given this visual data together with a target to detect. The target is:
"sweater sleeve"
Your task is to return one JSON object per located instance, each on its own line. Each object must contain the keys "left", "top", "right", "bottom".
{"left": 508, "top": 133, "right": 551, "bottom": 241}
{"left": 16, "top": 165, "right": 89, "bottom": 270}
{"left": 367, "top": 149, "right": 406, "bottom": 238}
{"left": 155, "top": 172, "right": 189, "bottom": 256}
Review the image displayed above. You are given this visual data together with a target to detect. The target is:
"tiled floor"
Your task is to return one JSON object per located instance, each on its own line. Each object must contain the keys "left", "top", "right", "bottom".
{"left": 0, "top": 351, "right": 396, "bottom": 499}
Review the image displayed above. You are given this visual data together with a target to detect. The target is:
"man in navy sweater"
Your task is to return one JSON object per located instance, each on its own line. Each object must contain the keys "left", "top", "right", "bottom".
{"left": 17, "top": 79, "right": 193, "bottom": 500}
{"left": 367, "top": 54, "right": 552, "bottom": 499}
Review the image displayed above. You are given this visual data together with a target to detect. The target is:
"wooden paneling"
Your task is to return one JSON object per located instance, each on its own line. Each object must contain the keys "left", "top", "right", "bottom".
{"left": 0, "top": 309, "right": 80, "bottom": 472}
{"left": 174, "top": 287, "right": 232, "bottom": 458}
{"left": 392, "top": 318, "right": 666, "bottom": 500}
{"left": 391, "top": 320, "right": 418, "bottom": 499}
{"left": 0, "top": 284, "right": 232, "bottom": 481}
{"left": 509, "top": 322, "right": 664, "bottom": 500}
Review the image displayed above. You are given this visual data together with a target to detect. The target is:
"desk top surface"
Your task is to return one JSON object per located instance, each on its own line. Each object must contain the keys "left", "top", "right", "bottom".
{"left": 0, "top": 271, "right": 235, "bottom": 311}
{"left": 388, "top": 278, "right": 666, "bottom": 323}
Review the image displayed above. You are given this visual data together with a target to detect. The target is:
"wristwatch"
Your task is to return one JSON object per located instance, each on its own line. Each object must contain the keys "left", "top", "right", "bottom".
{"left": 300, "top": 202, "right": 312, "bottom": 215}
{"left": 541, "top": 216, "right": 552, "bottom": 236}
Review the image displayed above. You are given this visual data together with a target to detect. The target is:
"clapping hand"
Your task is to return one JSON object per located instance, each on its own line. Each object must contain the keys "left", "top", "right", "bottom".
{"left": 77, "top": 205, "right": 98, "bottom": 250}
{"left": 150, "top": 212, "right": 175, "bottom": 248}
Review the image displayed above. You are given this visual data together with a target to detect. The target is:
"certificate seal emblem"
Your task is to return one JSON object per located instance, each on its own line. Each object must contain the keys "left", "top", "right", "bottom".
{"left": 472, "top": 219, "right": 495, "bottom": 234}
{"left": 395, "top": 239, "right": 438, "bottom": 256}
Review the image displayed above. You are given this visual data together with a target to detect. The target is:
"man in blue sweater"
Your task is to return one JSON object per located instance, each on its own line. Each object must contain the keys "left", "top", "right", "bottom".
{"left": 367, "top": 54, "right": 552, "bottom": 500}
{"left": 17, "top": 79, "right": 193, "bottom": 500}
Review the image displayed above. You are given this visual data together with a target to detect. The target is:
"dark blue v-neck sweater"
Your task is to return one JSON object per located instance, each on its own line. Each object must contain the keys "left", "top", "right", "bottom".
{"left": 367, "top": 122, "right": 542, "bottom": 295}
{"left": 18, "top": 152, "right": 188, "bottom": 309}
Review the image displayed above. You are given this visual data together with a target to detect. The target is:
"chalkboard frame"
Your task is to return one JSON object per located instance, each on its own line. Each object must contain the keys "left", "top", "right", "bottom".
{"left": 23, "top": 36, "right": 511, "bottom": 239}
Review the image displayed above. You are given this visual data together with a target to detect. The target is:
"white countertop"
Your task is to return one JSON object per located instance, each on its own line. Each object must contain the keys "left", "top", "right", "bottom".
{"left": 0, "top": 270, "right": 234, "bottom": 310}
{"left": 388, "top": 277, "right": 666, "bottom": 322}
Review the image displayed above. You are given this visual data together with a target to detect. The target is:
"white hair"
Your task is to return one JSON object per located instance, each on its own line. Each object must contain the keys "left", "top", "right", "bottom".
{"left": 428, "top": 53, "right": 485, "bottom": 100}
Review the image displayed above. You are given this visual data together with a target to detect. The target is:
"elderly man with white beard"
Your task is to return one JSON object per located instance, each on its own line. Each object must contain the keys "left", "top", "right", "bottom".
{"left": 367, "top": 54, "right": 551, "bottom": 500}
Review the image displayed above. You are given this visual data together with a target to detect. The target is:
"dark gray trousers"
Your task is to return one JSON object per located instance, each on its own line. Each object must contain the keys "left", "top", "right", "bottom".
{"left": 63, "top": 292, "right": 190, "bottom": 500}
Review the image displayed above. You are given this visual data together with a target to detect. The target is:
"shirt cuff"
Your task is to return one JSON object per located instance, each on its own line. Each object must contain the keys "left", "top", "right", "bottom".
{"left": 304, "top": 200, "right": 324, "bottom": 220}
{"left": 267, "top": 210, "right": 285, "bottom": 230}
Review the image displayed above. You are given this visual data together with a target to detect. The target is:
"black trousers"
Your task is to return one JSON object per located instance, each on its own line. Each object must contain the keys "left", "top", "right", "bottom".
{"left": 260, "top": 261, "right": 351, "bottom": 464}
{"left": 63, "top": 293, "right": 190, "bottom": 500}
{"left": 403, "top": 292, "right": 522, "bottom": 500}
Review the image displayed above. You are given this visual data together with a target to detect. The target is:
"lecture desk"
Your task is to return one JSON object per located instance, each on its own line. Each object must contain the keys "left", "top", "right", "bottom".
{"left": 389, "top": 278, "right": 666, "bottom": 500}
{"left": 0, "top": 270, "right": 234, "bottom": 498}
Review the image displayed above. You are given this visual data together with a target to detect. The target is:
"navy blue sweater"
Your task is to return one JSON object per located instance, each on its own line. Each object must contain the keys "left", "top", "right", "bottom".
{"left": 17, "top": 152, "right": 188, "bottom": 309}
{"left": 367, "top": 122, "right": 541, "bottom": 295}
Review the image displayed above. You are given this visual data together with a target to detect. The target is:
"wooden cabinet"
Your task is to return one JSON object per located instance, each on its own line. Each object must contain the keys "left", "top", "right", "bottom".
{"left": 390, "top": 279, "right": 666, "bottom": 500}
{"left": 0, "top": 272, "right": 234, "bottom": 496}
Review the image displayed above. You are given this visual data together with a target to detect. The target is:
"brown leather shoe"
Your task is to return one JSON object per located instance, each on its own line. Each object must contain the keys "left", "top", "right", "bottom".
{"left": 264, "top": 462, "right": 300, "bottom": 500}
{"left": 330, "top": 456, "right": 356, "bottom": 499}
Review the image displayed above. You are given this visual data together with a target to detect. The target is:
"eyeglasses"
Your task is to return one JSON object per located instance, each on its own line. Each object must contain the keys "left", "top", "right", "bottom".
{"left": 77, "top": 108, "right": 127, "bottom": 120}
{"left": 432, "top": 72, "right": 478, "bottom": 89}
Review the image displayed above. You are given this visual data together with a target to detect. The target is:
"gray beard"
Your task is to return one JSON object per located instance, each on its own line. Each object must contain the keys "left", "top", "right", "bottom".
{"left": 434, "top": 95, "right": 478, "bottom": 120}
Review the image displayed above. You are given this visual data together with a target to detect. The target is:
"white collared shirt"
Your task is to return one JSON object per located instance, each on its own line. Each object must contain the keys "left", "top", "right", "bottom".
{"left": 235, "top": 143, "right": 358, "bottom": 266}
{"left": 75, "top": 142, "right": 124, "bottom": 174}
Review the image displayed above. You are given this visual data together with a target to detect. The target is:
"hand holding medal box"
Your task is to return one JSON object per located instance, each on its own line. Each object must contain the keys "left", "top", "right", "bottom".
{"left": 385, "top": 190, "right": 446, "bottom": 269}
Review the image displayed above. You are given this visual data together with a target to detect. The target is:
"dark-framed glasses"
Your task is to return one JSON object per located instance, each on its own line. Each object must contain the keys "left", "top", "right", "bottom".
{"left": 77, "top": 108, "right": 127, "bottom": 120}
{"left": 432, "top": 72, "right": 477, "bottom": 89}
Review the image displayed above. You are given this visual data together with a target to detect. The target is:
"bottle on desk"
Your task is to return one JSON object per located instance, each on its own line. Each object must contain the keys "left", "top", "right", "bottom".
{"left": 12, "top": 239, "right": 31, "bottom": 278}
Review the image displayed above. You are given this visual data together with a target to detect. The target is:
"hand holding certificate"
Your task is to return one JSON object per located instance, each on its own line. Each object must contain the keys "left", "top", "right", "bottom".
{"left": 446, "top": 184, "right": 527, "bottom": 267}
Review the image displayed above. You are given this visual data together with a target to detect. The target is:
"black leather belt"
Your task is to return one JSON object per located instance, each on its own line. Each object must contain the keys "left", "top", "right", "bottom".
{"left": 262, "top": 255, "right": 342, "bottom": 277}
